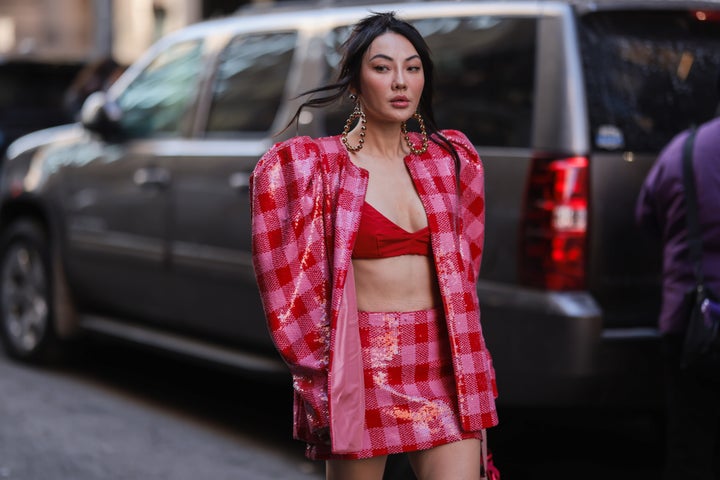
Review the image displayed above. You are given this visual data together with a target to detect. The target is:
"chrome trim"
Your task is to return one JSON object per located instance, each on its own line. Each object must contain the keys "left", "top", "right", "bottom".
{"left": 475, "top": 146, "right": 533, "bottom": 158}
{"left": 170, "top": 241, "right": 254, "bottom": 277}
{"left": 68, "top": 230, "right": 164, "bottom": 262}
{"left": 80, "top": 316, "right": 287, "bottom": 374}
{"left": 476, "top": 279, "right": 602, "bottom": 318}
{"left": 132, "top": 138, "right": 271, "bottom": 158}
{"left": 601, "top": 327, "right": 659, "bottom": 340}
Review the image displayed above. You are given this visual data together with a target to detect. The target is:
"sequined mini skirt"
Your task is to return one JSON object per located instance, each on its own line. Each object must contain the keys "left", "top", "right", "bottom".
{"left": 310, "top": 308, "right": 482, "bottom": 460}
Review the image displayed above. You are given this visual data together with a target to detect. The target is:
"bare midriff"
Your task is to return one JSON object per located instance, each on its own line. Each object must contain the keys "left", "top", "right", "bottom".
{"left": 352, "top": 255, "right": 441, "bottom": 312}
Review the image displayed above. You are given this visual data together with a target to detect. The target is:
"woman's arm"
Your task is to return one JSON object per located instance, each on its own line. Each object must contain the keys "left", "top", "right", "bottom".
{"left": 250, "top": 136, "right": 332, "bottom": 435}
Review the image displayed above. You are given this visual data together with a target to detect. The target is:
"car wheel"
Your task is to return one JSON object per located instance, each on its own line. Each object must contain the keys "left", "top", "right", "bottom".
{"left": 0, "top": 220, "right": 56, "bottom": 362}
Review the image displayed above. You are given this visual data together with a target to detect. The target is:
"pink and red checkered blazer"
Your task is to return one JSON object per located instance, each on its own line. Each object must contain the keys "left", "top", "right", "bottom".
{"left": 251, "top": 130, "right": 498, "bottom": 454}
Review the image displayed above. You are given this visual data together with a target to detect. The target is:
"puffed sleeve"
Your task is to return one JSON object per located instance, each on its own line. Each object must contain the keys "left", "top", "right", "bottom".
{"left": 250, "top": 136, "right": 332, "bottom": 438}
{"left": 444, "top": 129, "right": 486, "bottom": 280}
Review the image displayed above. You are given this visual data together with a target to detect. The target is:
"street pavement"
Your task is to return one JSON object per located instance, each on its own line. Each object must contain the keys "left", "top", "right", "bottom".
{"left": 0, "top": 342, "right": 323, "bottom": 480}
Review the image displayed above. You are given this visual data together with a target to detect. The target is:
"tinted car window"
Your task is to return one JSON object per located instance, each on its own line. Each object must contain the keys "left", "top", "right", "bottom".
{"left": 205, "top": 31, "right": 297, "bottom": 134}
{"left": 323, "top": 16, "right": 536, "bottom": 148}
{"left": 117, "top": 39, "right": 204, "bottom": 138}
{"left": 580, "top": 10, "right": 720, "bottom": 152}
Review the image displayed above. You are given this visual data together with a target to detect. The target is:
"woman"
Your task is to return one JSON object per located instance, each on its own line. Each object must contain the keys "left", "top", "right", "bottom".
{"left": 251, "top": 12, "right": 498, "bottom": 480}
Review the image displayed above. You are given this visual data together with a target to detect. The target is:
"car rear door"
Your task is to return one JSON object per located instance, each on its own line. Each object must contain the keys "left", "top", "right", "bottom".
{"left": 64, "top": 37, "right": 208, "bottom": 322}
{"left": 162, "top": 28, "right": 311, "bottom": 349}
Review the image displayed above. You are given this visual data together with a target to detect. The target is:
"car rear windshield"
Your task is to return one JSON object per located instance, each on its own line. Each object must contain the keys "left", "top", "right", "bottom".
{"left": 579, "top": 9, "right": 720, "bottom": 153}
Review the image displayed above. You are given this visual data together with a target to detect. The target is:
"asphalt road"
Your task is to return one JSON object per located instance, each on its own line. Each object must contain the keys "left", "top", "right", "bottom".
{"left": 0, "top": 339, "right": 665, "bottom": 480}
{"left": 0, "top": 341, "right": 323, "bottom": 480}
{"left": 487, "top": 405, "right": 665, "bottom": 479}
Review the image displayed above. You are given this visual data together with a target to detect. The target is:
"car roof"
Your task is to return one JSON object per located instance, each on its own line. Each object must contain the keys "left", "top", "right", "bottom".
{"left": 230, "top": 0, "right": 720, "bottom": 15}
{"left": 140, "top": 0, "right": 720, "bottom": 55}
{"left": 154, "top": 2, "right": 565, "bottom": 44}
{"left": 566, "top": 0, "right": 720, "bottom": 14}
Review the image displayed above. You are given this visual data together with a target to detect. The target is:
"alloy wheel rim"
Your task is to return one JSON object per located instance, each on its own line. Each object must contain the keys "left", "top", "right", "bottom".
{"left": 1, "top": 243, "right": 48, "bottom": 355}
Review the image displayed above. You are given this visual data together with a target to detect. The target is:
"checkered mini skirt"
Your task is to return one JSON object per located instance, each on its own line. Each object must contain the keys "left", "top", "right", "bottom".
{"left": 310, "top": 308, "right": 482, "bottom": 460}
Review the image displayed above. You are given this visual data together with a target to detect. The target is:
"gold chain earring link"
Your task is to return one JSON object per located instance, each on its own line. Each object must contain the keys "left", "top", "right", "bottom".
{"left": 341, "top": 103, "right": 367, "bottom": 152}
{"left": 402, "top": 113, "right": 428, "bottom": 155}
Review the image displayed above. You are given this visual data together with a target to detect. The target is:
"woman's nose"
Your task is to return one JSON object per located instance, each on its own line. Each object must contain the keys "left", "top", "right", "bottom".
{"left": 393, "top": 78, "right": 407, "bottom": 90}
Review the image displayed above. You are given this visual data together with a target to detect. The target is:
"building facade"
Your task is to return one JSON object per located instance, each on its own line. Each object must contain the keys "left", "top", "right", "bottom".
{"left": 0, "top": 0, "right": 273, "bottom": 65}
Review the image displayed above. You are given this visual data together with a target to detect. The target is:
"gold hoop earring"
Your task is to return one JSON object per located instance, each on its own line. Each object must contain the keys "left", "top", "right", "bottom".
{"left": 402, "top": 113, "right": 428, "bottom": 155}
{"left": 341, "top": 102, "right": 366, "bottom": 152}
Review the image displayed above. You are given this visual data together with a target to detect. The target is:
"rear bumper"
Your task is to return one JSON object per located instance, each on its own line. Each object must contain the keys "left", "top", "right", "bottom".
{"left": 478, "top": 281, "right": 663, "bottom": 408}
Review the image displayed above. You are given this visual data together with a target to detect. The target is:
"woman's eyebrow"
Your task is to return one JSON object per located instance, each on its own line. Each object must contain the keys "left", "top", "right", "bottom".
{"left": 369, "top": 53, "right": 421, "bottom": 62}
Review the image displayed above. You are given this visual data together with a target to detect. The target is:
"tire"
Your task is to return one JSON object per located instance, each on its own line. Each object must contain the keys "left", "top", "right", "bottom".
{"left": 0, "top": 220, "right": 56, "bottom": 363}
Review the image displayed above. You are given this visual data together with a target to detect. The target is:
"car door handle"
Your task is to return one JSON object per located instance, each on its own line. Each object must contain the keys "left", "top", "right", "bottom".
{"left": 229, "top": 172, "right": 250, "bottom": 193}
{"left": 133, "top": 167, "right": 170, "bottom": 189}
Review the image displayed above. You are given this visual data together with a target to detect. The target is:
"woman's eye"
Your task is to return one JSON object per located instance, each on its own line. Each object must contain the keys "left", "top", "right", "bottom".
{"left": 373, "top": 65, "right": 389, "bottom": 72}
{"left": 408, "top": 66, "right": 422, "bottom": 72}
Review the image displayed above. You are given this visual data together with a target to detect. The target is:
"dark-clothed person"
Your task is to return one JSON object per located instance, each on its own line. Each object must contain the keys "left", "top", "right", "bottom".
{"left": 637, "top": 114, "right": 720, "bottom": 480}
{"left": 637, "top": 116, "right": 720, "bottom": 335}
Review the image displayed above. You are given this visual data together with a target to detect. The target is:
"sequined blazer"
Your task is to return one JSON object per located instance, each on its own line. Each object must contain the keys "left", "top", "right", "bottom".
{"left": 250, "top": 130, "right": 498, "bottom": 453}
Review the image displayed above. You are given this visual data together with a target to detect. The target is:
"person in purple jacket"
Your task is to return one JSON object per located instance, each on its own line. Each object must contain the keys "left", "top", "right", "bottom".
{"left": 636, "top": 75, "right": 720, "bottom": 480}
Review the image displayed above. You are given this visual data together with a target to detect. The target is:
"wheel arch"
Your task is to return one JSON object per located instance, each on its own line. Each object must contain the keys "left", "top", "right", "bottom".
{"left": 0, "top": 198, "right": 79, "bottom": 339}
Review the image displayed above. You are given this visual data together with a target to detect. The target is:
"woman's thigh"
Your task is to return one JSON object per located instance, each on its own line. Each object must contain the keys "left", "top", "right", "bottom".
{"left": 407, "top": 438, "right": 482, "bottom": 480}
{"left": 325, "top": 455, "right": 388, "bottom": 480}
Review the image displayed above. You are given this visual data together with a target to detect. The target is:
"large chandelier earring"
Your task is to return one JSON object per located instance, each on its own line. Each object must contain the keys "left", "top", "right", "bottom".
{"left": 401, "top": 113, "right": 428, "bottom": 155}
{"left": 341, "top": 99, "right": 366, "bottom": 152}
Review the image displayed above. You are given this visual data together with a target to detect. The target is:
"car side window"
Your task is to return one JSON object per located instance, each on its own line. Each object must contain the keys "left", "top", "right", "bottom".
{"left": 116, "top": 39, "right": 204, "bottom": 138}
{"left": 324, "top": 16, "right": 536, "bottom": 148}
{"left": 205, "top": 31, "right": 297, "bottom": 135}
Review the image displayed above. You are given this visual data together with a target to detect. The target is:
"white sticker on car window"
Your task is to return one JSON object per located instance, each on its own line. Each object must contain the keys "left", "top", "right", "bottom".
{"left": 596, "top": 124, "right": 625, "bottom": 150}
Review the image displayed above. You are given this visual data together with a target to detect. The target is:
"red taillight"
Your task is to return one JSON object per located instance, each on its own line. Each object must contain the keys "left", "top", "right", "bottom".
{"left": 692, "top": 10, "right": 720, "bottom": 22}
{"left": 519, "top": 155, "right": 589, "bottom": 290}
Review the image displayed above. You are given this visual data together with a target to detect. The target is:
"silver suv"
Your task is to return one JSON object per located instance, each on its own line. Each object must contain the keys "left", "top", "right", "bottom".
{"left": 1, "top": 0, "right": 719, "bottom": 407}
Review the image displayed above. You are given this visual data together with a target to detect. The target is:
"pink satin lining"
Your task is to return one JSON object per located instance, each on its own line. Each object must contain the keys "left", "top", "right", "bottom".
{"left": 329, "top": 264, "right": 365, "bottom": 453}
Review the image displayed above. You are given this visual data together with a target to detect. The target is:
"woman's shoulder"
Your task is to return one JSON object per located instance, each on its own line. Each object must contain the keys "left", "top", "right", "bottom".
{"left": 436, "top": 130, "right": 480, "bottom": 163}
{"left": 262, "top": 135, "right": 347, "bottom": 161}
{"left": 439, "top": 129, "right": 474, "bottom": 152}
{"left": 265, "top": 135, "right": 320, "bottom": 157}
{"left": 255, "top": 135, "right": 324, "bottom": 174}
{"left": 254, "top": 135, "right": 350, "bottom": 183}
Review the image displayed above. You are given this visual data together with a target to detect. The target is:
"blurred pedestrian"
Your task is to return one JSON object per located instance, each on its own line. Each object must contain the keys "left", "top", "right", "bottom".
{"left": 636, "top": 72, "right": 720, "bottom": 480}
{"left": 250, "top": 11, "right": 498, "bottom": 480}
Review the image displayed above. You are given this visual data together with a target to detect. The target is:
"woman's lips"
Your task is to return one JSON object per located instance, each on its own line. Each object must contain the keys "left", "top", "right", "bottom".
{"left": 390, "top": 96, "right": 410, "bottom": 108}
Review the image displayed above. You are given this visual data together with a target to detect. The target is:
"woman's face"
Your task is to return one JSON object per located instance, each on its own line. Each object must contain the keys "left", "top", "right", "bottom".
{"left": 356, "top": 32, "right": 424, "bottom": 125}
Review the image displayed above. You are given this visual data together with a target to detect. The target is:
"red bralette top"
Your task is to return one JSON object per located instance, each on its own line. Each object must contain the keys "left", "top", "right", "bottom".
{"left": 352, "top": 201, "right": 431, "bottom": 259}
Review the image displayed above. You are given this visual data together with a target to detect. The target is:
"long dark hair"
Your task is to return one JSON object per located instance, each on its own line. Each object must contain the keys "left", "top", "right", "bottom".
{"left": 285, "top": 11, "right": 459, "bottom": 160}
